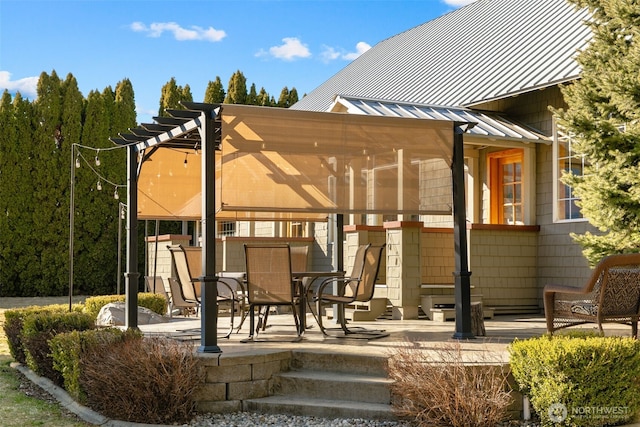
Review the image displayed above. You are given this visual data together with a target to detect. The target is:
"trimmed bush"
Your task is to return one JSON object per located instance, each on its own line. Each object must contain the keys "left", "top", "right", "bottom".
{"left": 79, "top": 336, "right": 205, "bottom": 424}
{"left": 3, "top": 304, "right": 83, "bottom": 364}
{"left": 83, "top": 293, "right": 166, "bottom": 318}
{"left": 387, "top": 341, "right": 512, "bottom": 427}
{"left": 50, "top": 328, "right": 142, "bottom": 401}
{"left": 21, "top": 310, "right": 95, "bottom": 385}
{"left": 509, "top": 334, "right": 640, "bottom": 426}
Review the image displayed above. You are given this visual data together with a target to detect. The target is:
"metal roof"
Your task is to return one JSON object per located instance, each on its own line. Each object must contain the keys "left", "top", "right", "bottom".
{"left": 293, "top": 0, "right": 592, "bottom": 112}
{"left": 330, "top": 95, "right": 549, "bottom": 144}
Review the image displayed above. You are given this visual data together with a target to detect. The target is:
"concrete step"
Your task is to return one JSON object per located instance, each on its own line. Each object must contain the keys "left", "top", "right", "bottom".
{"left": 274, "top": 370, "right": 392, "bottom": 404}
{"left": 243, "top": 395, "right": 396, "bottom": 420}
{"left": 291, "top": 350, "right": 388, "bottom": 376}
{"left": 243, "top": 350, "right": 396, "bottom": 420}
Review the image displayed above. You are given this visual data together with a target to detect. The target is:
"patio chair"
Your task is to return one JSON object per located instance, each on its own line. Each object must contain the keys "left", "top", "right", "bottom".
{"left": 216, "top": 276, "right": 247, "bottom": 336}
{"left": 218, "top": 271, "right": 249, "bottom": 333}
{"left": 544, "top": 253, "right": 640, "bottom": 338}
{"left": 167, "top": 244, "right": 201, "bottom": 315}
{"left": 314, "top": 243, "right": 389, "bottom": 339}
{"left": 144, "top": 276, "right": 171, "bottom": 316}
{"left": 259, "top": 245, "right": 310, "bottom": 331}
{"left": 242, "top": 243, "right": 302, "bottom": 342}
{"left": 167, "top": 277, "right": 199, "bottom": 317}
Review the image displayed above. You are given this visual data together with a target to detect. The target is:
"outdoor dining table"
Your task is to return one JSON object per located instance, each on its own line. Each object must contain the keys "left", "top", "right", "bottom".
{"left": 292, "top": 271, "right": 345, "bottom": 332}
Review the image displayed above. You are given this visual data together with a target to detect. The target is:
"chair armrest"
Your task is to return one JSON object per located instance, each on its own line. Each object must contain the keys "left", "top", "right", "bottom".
{"left": 544, "top": 284, "right": 589, "bottom": 296}
{"left": 315, "top": 277, "right": 351, "bottom": 298}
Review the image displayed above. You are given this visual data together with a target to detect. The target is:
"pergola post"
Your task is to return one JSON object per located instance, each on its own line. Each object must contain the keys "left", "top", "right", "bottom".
{"left": 452, "top": 125, "right": 473, "bottom": 339}
{"left": 125, "top": 144, "right": 139, "bottom": 330}
{"left": 199, "top": 111, "right": 221, "bottom": 353}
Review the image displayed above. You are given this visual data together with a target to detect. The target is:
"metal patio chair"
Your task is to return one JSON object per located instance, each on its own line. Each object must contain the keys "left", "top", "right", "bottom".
{"left": 314, "top": 243, "right": 389, "bottom": 339}
{"left": 242, "top": 243, "right": 302, "bottom": 342}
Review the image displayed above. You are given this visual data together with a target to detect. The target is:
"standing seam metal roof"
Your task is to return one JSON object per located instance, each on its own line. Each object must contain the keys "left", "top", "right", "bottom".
{"left": 331, "top": 95, "right": 549, "bottom": 144}
{"left": 293, "top": 0, "right": 592, "bottom": 112}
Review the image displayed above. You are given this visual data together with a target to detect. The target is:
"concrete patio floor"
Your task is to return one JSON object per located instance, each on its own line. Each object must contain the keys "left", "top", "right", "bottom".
{"left": 136, "top": 310, "right": 636, "bottom": 362}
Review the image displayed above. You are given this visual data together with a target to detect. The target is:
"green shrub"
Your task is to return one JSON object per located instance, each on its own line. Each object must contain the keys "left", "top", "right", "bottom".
{"left": 50, "top": 328, "right": 142, "bottom": 401}
{"left": 3, "top": 304, "right": 83, "bottom": 364}
{"left": 509, "top": 334, "right": 640, "bottom": 426}
{"left": 83, "top": 293, "right": 166, "bottom": 318}
{"left": 79, "top": 336, "right": 205, "bottom": 424}
{"left": 21, "top": 311, "right": 95, "bottom": 386}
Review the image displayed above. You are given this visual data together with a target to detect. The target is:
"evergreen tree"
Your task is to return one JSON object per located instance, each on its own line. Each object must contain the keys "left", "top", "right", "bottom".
{"left": 256, "top": 87, "right": 271, "bottom": 106}
{"left": 556, "top": 0, "right": 640, "bottom": 264}
{"left": 224, "top": 70, "right": 247, "bottom": 104}
{"left": 277, "top": 86, "right": 290, "bottom": 108}
{"left": 247, "top": 83, "right": 258, "bottom": 105}
{"left": 158, "top": 77, "right": 183, "bottom": 117}
{"left": 204, "top": 76, "right": 225, "bottom": 104}
{"left": 288, "top": 87, "right": 299, "bottom": 106}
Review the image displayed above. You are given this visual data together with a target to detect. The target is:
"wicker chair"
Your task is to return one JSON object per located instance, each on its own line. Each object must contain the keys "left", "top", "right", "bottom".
{"left": 544, "top": 253, "right": 640, "bottom": 338}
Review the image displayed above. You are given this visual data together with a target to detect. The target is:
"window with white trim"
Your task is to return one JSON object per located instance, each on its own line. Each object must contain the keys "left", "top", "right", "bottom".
{"left": 554, "top": 124, "right": 586, "bottom": 222}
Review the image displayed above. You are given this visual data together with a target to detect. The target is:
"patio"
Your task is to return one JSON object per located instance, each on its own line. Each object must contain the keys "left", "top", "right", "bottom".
{"left": 139, "top": 311, "right": 557, "bottom": 361}
{"left": 136, "top": 311, "right": 635, "bottom": 419}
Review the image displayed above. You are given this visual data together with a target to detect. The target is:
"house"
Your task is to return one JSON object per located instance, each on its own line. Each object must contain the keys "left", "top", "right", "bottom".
{"left": 143, "top": 0, "right": 597, "bottom": 322}
{"left": 283, "top": 0, "right": 597, "bottom": 316}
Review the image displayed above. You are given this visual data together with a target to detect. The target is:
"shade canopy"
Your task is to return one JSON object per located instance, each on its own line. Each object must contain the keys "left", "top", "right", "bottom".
{"left": 136, "top": 104, "right": 456, "bottom": 221}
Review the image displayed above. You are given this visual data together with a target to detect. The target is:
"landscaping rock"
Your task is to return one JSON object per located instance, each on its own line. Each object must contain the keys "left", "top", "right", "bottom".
{"left": 96, "top": 302, "right": 166, "bottom": 326}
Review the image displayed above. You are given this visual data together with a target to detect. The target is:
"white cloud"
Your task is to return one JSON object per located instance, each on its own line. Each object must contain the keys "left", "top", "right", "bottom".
{"left": 320, "top": 41, "right": 371, "bottom": 62}
{"left": 130, "top": 21, "right": 226, "bottom": 42}
{"left": 268, "top": 37, "right": 311, "bottom": 61}
{"left": 0, "top": 71, "right": 38, "bottom": 99}
{"left": 342, "top": 42, "right": 372, "bottom": 60}
{"left": 442, "top": 0, "right": 477, "bottom": 6}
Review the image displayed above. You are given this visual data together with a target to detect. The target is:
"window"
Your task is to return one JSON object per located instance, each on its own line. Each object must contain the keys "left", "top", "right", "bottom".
{"left": 217, "top": 221, "right": 236, "bottom": 237}
{"left": 488, "top": 149, "right": 524, "bottom": 225}
{"left": 554, "top": 125, "right": 585, "bottom": 221}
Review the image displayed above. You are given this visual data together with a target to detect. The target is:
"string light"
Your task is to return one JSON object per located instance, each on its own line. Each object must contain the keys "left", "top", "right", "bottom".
{"left": 95, "top": 150, "right": 101, "bottom": 166}
{"left": 75, "top": 154, "right": 81, "bottom": 169}
{"left": 97, "top": 181, "right": 102, "bottom": 191}
{"left": 113, "top": 187, "right": 120, "bottom": 200}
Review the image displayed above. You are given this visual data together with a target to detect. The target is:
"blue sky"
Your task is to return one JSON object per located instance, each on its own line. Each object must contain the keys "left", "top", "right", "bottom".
{"left": 0, "top": 0, "right": 475, "bottom": 124}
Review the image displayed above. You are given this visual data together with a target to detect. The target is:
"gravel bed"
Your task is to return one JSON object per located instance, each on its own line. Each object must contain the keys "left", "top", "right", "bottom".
{"left": 186, "top": 412, "right": 412, "bottom": 426}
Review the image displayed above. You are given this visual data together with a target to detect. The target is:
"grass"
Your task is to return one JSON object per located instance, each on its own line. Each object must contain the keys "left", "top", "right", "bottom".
{"left": 0, "top": 299, "right": 91, "bottom": 427}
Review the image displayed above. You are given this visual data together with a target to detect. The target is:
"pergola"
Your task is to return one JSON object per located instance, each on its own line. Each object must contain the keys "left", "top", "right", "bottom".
{"left": 111, "top": 102, "right": 474, "bottom": 352}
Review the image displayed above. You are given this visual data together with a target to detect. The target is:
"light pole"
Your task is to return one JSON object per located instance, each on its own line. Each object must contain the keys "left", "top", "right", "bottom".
{"left": 117, "top": 202, "right": 127, "bottom": 295}
{"left": 68, "top": 144, "right": 77, "bottom": 311}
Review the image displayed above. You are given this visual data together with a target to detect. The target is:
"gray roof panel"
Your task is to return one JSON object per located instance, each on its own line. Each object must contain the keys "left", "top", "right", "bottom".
{"left": 293, "top": 0, "right": 591, "bottom": 112}
{"left": 331, "top": 96, "right": 550, "bottom": 144}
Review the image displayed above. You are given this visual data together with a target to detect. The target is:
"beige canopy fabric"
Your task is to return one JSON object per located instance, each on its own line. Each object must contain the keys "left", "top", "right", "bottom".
{"left": 136, "top": 104, "right": 456, "bottom": 220}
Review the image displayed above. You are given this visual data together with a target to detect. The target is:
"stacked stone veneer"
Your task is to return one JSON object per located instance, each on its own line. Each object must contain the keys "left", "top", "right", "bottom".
{"left": 191, "top": 351, "right": 523, "bottom": 420}
{"left": 193, "top": 350, "right": 291, "bottom": 413}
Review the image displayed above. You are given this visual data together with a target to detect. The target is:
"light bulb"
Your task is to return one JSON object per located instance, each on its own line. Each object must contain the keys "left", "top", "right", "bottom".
{"left": 114, "top": 188, "right": 119, "bottom": 200}
{"left": 75, "top": 156, "right": 80, "bottom": 169}
{"left": 97, "top": 181, "right": 102, "bottom": 191}
{"left": 95, "top": 155, "right": 101, "bottom": 166}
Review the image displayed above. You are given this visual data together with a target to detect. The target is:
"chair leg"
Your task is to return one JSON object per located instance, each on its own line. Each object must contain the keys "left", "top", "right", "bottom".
{"left": 316, "top": 298, "right": 329, "bottom": 336}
